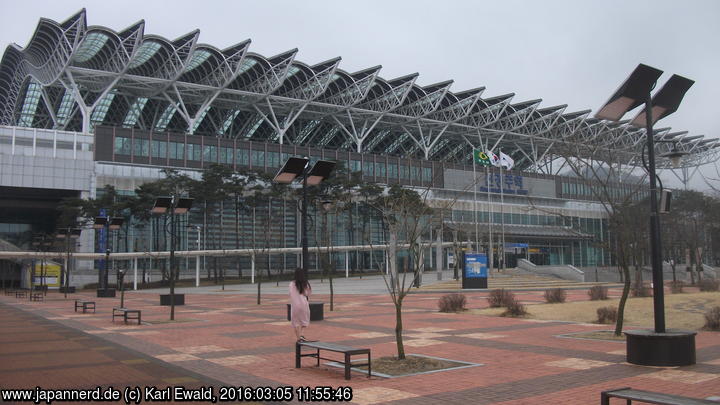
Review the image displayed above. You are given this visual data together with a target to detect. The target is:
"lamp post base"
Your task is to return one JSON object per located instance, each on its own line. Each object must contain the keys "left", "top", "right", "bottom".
{"left": 625, "top": 329, "right": 696, "bottom": 366}
{"left": 160, "top": 294, "right": 185, "bottom": 306}
{"left": 96, "top": 288, "right": 116, "bottom": 298}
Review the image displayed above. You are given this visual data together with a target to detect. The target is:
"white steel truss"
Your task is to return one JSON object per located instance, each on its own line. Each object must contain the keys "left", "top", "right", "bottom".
{"left": 1, "top": 9, "right": 717, "bottom": 172}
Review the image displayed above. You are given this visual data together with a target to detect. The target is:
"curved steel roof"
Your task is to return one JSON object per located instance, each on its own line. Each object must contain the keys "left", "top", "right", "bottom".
{"left": 1, "top": 9, "right": 717, "bottom": 171}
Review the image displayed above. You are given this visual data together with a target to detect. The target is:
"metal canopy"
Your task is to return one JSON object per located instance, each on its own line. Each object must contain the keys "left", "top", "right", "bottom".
{"left": 1, "top": 9, "right": 716, "bottom": 172}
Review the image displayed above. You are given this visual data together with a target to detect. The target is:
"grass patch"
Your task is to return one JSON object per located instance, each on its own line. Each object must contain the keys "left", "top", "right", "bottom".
{"left": 355, "top": 355, "right": 469, "bottom": 376}
{"left": 469, "top": 292, "right": 720, "bottom": 330}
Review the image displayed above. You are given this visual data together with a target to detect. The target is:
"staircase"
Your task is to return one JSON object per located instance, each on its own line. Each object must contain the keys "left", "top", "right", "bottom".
{"left": 420, "top": 270, "right": 621, "bottom": 291}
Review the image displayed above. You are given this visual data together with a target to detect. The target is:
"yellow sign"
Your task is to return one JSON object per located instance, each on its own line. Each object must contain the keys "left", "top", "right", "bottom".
{"left": 33, "top": 262, "right": 61, "bottom": 287}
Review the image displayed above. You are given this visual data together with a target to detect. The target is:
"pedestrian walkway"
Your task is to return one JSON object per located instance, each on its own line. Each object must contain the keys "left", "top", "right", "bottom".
{"left": 1, "top": 287, "right": 718, "bottom": 404}
{"left": 0, "top": 300, "right": 262, "bottom": 404}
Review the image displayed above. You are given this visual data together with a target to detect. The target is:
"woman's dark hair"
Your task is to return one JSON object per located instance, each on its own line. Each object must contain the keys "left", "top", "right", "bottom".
{"left": 293, "top": 268, "right": 310, "bottom": 295}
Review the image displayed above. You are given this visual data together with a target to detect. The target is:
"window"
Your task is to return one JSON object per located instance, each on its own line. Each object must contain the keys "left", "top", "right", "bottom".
{"left": 375, "top": 162, "right": 386, "bottom": 178}
{"left": 267, "top": 152, "right": 280, "bottom": 168}
{"left": 411, "top": 166, "right": 421, "bottom": 182}
{"left": 422, "top": 167, "right": 432, "bottom": 183}
{"left": 151, "top": 140, "right": 167, "bottom": 158}
{"left": 169, "top": 142, "right": 184, "bottom": 160}
{"left": 511, "top": 213, "right": 522, "bottom": 225}
{"left": 521, "top": 214, "right": 530, "bottom": 225}
{"left": 133, "top": 139, "right": 149, "bottom": 157}
{"left": 203, "top": 145, "right": 217, "bottom": 163}
{"left": 252, "top": 150, "right": 265, "bottom": 167}
{"left": 362, "top": 160, "right": 374, "bottom": 177}
{"left": 219, "top": 147, "right": 232, "bottom": 164}
{"left": 236, "top": 149, "right": 249, "bottom": 165}
{"left": 187, "top": 144, "right": 201, "bottom": 161}
{"left": 399, "top": 165, "right": 409, "bottom": 180}
{"left": 350, "top": 160, "right": 361, "bottom": 173}
{"left": 387, "top": 163, "right": 398, "bottom": 179}
{"left": 114, "top": 137, "right": 131, "bottom": 155}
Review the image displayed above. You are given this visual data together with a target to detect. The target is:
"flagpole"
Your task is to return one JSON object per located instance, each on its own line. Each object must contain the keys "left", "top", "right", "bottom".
{"left": 472, "top": 155, "right": 479, "bottom": 254}
{"left": 486, "top": 164, "right": 493, "bottom": 273}
{"left": 499, "top": 154, "right": 506, "bottom": 272}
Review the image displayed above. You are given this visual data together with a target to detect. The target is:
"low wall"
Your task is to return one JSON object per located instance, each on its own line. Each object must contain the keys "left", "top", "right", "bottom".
{"left": 517, "top": 259, "right": 585, "bottom": 282}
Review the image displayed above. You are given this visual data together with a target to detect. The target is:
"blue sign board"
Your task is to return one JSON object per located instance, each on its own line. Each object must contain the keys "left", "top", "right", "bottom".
{"left": 480, "top": 173, "right": 528, "bottom": 195}
{"left": 464, "top": 253, "right": 488, "bottom": 279}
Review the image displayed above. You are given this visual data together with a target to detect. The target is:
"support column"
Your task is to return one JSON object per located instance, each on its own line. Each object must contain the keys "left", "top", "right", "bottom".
{"left": 251, "top": 254, "right": 255, "bottom": 284}
{"left": 436, "top": 229, "right": 443, "bottom": 280}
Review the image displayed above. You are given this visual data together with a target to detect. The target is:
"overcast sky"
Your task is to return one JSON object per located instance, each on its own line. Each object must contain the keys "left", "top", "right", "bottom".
{"left": 2, "top": 0, "right": 718, "bottom": 188}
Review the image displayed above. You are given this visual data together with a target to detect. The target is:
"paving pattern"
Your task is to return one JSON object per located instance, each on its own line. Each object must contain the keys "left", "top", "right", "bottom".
{"left": 1, "top": 285, "right": 718, "bottom": 404}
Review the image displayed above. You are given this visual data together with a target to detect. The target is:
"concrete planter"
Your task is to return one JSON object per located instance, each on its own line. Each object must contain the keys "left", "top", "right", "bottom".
{"left": 625, "top": 329, "right": 696, "bottom": 366}
{"left": 286, "top": 302, "right": 324, "bottom": 321}
{"left": 160, "top": 294, "right": 185, "bottom": 306}
{"left": 97, "top": 288, "right": 116, "bottom": 297}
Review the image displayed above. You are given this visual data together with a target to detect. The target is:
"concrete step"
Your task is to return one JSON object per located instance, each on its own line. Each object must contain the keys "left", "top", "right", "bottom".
{"left": 421, "top": 275, "right": 622, "bottom": 291}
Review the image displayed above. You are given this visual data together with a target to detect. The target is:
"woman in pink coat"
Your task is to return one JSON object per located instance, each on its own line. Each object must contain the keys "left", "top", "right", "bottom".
{"left": 289, "top": 268, "right": 312, "bottom": 342}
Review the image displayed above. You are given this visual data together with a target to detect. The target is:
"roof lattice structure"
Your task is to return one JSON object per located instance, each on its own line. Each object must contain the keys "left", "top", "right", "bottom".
{"left": 1, "top": 10, "right": 717, "bottom": 172}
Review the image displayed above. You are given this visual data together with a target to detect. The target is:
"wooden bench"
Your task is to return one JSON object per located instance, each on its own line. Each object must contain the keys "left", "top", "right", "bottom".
{"left": 74, "top": 300, "right": 96, "bottom": 313}
{"left": 296, "top": 341, "right": 370, "bottom": 380}
{"left": 5, "top": 289, "right": 17, "bottom": 296}
{"left": 601, "top": 387, "right": 719, "bottom": 404}
{"left": 29, "top": 292, "right": 44, "bottom": 302}
{"left": 15, "top": 290, "right": 28, "bottom": 298}
{"left": 112, "top": 308, "right": 141, "bottom": 325}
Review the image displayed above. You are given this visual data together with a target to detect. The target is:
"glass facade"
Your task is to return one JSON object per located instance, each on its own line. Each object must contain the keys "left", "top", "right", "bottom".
{"left": 1, "top": 125, "right": 615, "bottom": 276}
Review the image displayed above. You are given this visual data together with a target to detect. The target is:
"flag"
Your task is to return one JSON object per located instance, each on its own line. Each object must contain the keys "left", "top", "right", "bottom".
{"left": 487, "top": 150, "right": 501, "bottom": 167}
{"left": 499, "top": 151, "right": 514, "bottom": 170}
{"left": 473, "top": 149, "right": 491, "bottom": 166}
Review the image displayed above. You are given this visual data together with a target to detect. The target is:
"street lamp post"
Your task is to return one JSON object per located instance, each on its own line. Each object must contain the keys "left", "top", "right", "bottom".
{"left": 118, "top": 267, "right": 127, "bottom": 308}
{"left": 273, "top": 157, "right": 335, "bottom": 275}
{"left": 93, "top": 216, "right": 124, "bottom": 297}
{"left": 152, "top": 195, "right": 193, "bottom": 321}
{"left": 56, "top": 228, "right": 81, "bottom": 298}
{"left": 31, "top": 235, "right": 53, "bottom": 296}
{"left": 187, "top": 225, "right": 201, "bottom": 287}
{"left": 596, "top": 63, "right": 695, "bottom": 366}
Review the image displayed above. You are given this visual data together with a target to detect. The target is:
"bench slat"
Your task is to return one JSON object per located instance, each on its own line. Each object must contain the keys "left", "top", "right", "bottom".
{"left": 299, "top": 341, "right": 369, "bottom": 354}
{"left": 296, "top": 341, "right": 371, "bottom": 380}
{"left": 604, "top": 388, "right": 718, "bottom": 404}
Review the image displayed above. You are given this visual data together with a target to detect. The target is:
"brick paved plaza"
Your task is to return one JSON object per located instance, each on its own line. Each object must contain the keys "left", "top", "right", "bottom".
{"left": 1, "top": 283, "right": 719, "bottom": 404}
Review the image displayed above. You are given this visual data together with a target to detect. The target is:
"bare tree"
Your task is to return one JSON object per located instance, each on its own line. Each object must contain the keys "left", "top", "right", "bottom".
{"left": 244, "top": 171, "right": 289, "bottom": 304}
{"left": 364, "top": 184, "right": 464, "bottom": 359}
{"left": 554, "top": 141, "right": 650, "bottom": 336}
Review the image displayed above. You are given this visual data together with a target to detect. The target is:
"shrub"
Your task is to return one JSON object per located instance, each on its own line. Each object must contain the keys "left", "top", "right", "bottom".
{"left": 544, "top": 288, "right": 566, "bottom": 303}
{"left": 487, "top": 289, "right": 515, "bottom": 308}
{"left": 588, "top": 285, "right": 608, "bottom": 301}
{"left": 631, "top": 283, "right": 652, "bottom": 297}
{"left": 596, "top": 306, "right": 618, "bottom": 324}
{"left": 501, "top": 299, "right": 527, "bottom": 317}
{"left": 438, "top": 293, "right": 467, "bottom": 313}
{"left": 669, "top": 280, "right": 684, "bottom": 294}
{"left": 698, "top": 278, "right": 720, "bottom": 292}
{"left": 704, "top": 306, "right": 720, "bottom": 331}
